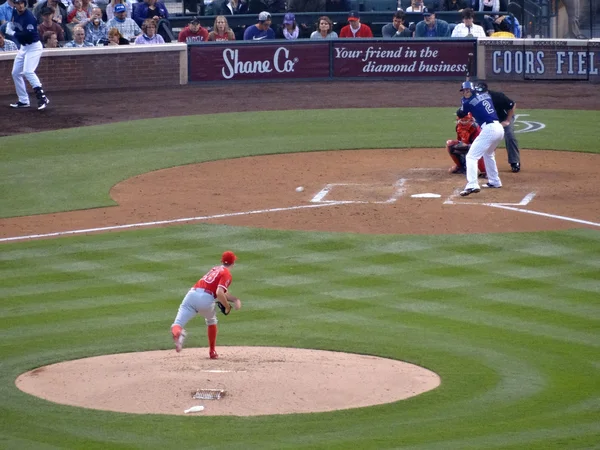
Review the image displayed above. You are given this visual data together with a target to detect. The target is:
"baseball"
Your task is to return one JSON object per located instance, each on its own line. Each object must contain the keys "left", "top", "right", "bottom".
{"left": 295, "top": 186, "right": 304, "bottom": 192}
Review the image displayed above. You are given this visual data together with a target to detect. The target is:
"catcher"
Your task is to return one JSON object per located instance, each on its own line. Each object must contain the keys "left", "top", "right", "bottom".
{"left": 446, "top": 109, "right": 487, "bottom": 176}
{"left": 170, "top": 251, "right": 242, "bottom": 360}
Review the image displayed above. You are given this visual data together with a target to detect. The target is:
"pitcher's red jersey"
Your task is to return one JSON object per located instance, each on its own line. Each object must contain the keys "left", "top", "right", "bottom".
{"left": 193, "top": 265, "right": 232, "bottom": 297}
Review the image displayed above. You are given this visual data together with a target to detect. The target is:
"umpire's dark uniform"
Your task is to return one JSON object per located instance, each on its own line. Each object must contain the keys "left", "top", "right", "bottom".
{"left": 488, "top": 90, "right": 521, "bottom": 172}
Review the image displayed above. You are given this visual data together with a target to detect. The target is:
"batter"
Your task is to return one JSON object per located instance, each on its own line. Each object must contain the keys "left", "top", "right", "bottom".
{"left": 6, "top": 0, "right": 50, "bottom": 110}
{"left": 458, "top": 81, "right": 504, "bottom": 196}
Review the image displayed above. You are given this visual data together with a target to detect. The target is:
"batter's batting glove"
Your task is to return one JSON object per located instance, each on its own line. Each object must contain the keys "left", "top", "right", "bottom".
{"left": 216, "top": 302, "right": 230, "bottom": 315}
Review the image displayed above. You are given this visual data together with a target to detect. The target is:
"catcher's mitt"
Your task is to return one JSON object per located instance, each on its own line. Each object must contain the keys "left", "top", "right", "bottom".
{"left": 216, "top": 301, "right": 229, "bottom": 316}
{"left": 449, "top": 142, "right": 470, "bottom": 154}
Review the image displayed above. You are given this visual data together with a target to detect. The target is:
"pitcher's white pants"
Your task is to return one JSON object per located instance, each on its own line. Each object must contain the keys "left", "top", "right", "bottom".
{"left": 465, "top": 121, "right": 505, "bottom": 189}
{"left": 12, "top": 41, "right": 43, "bottom": 104}
{"left": 172, "top": 288, "right": 218, "bottom": 328}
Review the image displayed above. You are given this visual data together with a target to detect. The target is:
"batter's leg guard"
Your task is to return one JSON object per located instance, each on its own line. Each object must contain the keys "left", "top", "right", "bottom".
{"left": 34, "top": 86, "right": 49, "bottom": 110}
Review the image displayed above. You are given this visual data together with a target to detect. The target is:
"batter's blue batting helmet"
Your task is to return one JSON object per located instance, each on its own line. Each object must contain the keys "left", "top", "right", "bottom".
{"left": 460, "top": 81, "right": 474, "bottom": 91}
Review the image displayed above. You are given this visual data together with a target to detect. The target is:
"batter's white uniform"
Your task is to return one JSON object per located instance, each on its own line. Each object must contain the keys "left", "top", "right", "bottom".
{"left": 12, "top": 40, "right": 44, "bottom": 104}
{"left": 464, "top": 121, "right": 504, "bottom": 189}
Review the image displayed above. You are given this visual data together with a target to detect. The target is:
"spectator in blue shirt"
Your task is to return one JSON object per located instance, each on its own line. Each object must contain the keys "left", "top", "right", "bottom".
{"left": 414, "top": 7, "right": 450, "bottom": 37}
{"left": 243, "top": 11, "right": 275, "bottom": 40}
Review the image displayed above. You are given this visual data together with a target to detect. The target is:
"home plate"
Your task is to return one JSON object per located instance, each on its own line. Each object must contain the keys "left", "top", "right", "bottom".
{"left": 411, "top": 193, "right": 441, "bottom": 198}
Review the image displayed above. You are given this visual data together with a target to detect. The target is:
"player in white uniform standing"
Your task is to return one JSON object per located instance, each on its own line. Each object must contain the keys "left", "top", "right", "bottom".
{"left": 458, "top": 81, "right": 504, "bottom": 196}
{"left": 6, "top": 0, "right": 50, "bottom": 110}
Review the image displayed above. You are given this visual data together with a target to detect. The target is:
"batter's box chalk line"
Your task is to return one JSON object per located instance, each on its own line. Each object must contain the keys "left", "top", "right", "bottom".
{"left": 310, "top": 179, "right": 406, "bottom": 204}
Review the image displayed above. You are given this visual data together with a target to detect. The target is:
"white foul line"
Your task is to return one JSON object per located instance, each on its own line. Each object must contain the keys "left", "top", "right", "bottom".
{"left": 0, "top": 202, "right": 343, "bottom": 243}
{"left": 486, "top": 204, "right": 600, "bottom": 227}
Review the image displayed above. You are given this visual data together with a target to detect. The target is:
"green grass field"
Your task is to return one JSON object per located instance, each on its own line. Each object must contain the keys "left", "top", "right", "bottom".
{"left": 1, "top": 108, "right": 599, "bottom": 449}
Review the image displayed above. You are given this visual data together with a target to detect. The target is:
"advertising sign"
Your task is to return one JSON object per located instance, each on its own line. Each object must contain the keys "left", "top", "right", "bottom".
{"left": 189, "top": 43, "right": 330, "bottom": 82}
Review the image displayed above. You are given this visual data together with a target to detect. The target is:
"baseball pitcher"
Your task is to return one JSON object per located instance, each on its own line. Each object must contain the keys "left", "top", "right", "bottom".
{"left": 170, "top": 251, "right": 241, "bottom": 360}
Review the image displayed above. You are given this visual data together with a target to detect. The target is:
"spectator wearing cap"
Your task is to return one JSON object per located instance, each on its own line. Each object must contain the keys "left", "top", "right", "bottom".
{"left": 277, "top": 13, "right": 300, "bottom": 39}
{"left": 106, "top": 0, "right": 133, "bottom": 21}
{"left": 441, "top": 0, "right": 468, "bottom": 11}
{"left": 64, "top": 24, "right": 95, "bottom": 46}
{"left": 339, "top": 10, "right": 373, "bottom": 38}
{"left": 34, "top": 0, "right": 68, "bottom": 26}
{"left": 414, "top": 7, "right": 450, "bottom": 37}
{"left": 106, "top": 2, "right": 141, "bottom": 40}
{"left": 451, "top": 8, "right": 486, "bottom": 37}
{"left": 38, "top": 6, "right": 66, "bottom": 43}
{"left": 243, "top": 11, "right": 275, "bottom": 40}
{"left": 310, "top": 15, "right": 337, "bottom": 39}
{"left": 134, "top": 17, "right": 165, "bottom": 43}
{"left": 382, "top": 10, "right": 412, "bottom": 38}
{"left": 178, "top": 16, "right": 209, "bottom": 42}
{"left": 84, "top": 6, "right": 108, "bottom": 45}
{"left": 208, "top": 15, "right": 235, "bottom": 40}
{"left": 0, "top": 30, "right": 19, "bottom": 51}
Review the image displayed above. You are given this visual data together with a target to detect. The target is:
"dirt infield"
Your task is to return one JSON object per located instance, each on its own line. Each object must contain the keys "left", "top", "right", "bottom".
{"left": 3, "top": 81, "right": 599, "bottom": 415}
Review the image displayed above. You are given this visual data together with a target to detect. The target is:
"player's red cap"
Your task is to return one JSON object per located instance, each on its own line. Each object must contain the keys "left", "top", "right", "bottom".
{"left": 221, "top": 251, "right": 237, "bottom": 265}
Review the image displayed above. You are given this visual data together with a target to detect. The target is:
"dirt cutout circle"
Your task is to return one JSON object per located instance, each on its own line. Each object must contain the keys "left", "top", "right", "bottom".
{"left": 16, "top": 347, "right": 440, "bottom": 416}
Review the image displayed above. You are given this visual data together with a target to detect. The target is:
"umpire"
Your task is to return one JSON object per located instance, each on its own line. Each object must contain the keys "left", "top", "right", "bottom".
{"left": 476, "top": 82, "right": 521, "bottom": 173}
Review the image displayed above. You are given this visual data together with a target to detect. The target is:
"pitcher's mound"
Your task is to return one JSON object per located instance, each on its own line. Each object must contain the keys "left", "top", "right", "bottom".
{"left": 16, "top": 346, "right": 440, "bottom": 416}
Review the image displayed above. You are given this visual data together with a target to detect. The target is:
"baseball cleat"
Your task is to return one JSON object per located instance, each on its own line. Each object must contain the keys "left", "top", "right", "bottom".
{"left": 37, "top": 97, "right": 50, "bottom": 110}
{"left": 10, "top": 101, "right": 30, "bottom": 108}
{"left": 209, "top": 350, "right": 219, "bottom": 359}
{"left": 511, "top": 163, "right": 520, "bottom": 173}
{"left": 459, "top": 187, "right": 480, "bottom": 197}
{"left": 172, "top": 327, "right": 186, "bottom": 353}
{"left": 482, "top": 183, "right": 502, "bottom": 188}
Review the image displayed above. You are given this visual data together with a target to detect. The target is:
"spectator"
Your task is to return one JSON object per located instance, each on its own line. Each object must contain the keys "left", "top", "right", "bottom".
{"left": 441, "top": 0, "right": 467, "bottom": 11}
{"left": 214, "top": 0, "right": 248, "bottom": 15}
{"left": 178, "top": 16, "right": 209, "bottom": 42}
{"left": 339, "top": 10, "right": 373, "bottom": 37}
{"left": 84, "top": 6, "right": 108, "bottom": 44}
{"left": 106, "top": 0, "right": 133, "bottom": 20}
{"left": 0, "top": 29, "right": 19, "bottom": 51}
{"left": 67, "top": 0, "right": 97, "bottom": 17}
{"left": 248, "top": 0, "right": 285, "bottom": 14}
{"left": 64, "top": 24, "right": 95, "bottom": 45}
{"left": 288, "top": 0, "right": 325, "bottom": 12}
{"left": 277, "top": 13, "right": 300, "bottom": 39}
{"left": 406, "top": 0, "right": 427, "bottom": 13}
{"left": 243, "top": 11, "right": 275, "bottom": 40}
{"left": 42, "top": 30, "right": 60, "bottom": 47}
{"left": 310, "top": 15, "right": 338, "bottom": 38}
{"left": 106, "top": 25, "right": 129, "bottom": 44}
{"left": 0, "top": 0, "right": 16, "bottom": 27}
{"left": 325, "top": 0, "right": 350, "bottom": 12}
{"left": 208, "top": 15, "right": 235, "bottom": 40}
{"left": 67, "top": 0, "right": 91, "bottom": 27}
{"left": 38, "top": 6, "right": 66, "bottom": 43}
{"left": 106, "top": 2, "right": 141, "bottom": 40}
{"left": 133, "top": 0, "right": 168, "bottom": 27}
{"left": 34, "top": 0, "right": 69, "bottom": 29}
{"left": 563, "top": 0, "right": 586, "bottom": 38}
{"left": 451, "top": 8, "right": 486, "bottom": 37}
{"left": 414, "top": 7, "right": 450, "bottom": 37}
{"left": 134, "top": 17, "right": 164, "bottom": 43}
{"left": 382, "top": 10, "right": 412, "bottom": 37}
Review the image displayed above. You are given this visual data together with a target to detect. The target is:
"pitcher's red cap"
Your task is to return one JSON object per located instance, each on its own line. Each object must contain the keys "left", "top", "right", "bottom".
{"left": 221, "top": 251, "right": 237, "bottom": 265}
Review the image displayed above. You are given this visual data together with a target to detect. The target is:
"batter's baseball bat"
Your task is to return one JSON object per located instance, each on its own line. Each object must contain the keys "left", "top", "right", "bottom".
{"left": 466, "top": 53, "right": 474, "bottom": 81}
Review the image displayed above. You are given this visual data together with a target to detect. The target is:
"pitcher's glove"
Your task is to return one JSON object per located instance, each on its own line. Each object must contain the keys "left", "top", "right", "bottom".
{"left": 216, "top": 301, "right": 230, "bottom": 316}
{"left": 449, "top": 142, "right": 470, "bottom": 155}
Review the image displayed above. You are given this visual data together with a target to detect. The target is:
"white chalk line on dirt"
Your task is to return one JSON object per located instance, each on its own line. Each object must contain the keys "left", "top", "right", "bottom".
{"left": 445, "top": 190, "right": 600, "bottom": 227}
{"left": 0, "top": 202, "right": 344, "bottom": 243}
